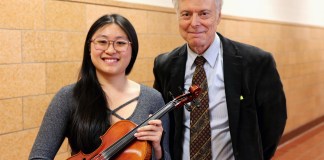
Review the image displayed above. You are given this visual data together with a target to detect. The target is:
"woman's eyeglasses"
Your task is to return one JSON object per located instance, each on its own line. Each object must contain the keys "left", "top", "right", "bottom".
{"left": 91, "top": 38, "right": 131, "bottom": 52}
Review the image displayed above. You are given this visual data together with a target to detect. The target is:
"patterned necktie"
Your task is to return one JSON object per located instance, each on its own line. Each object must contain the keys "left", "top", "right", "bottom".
{"left": 190, "top": 56, "right": 212, "bottom": 160}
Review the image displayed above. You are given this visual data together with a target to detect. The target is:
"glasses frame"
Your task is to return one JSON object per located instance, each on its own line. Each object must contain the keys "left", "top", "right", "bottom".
{"left": 90, "top": 38, "right": 132, "bottom": 52}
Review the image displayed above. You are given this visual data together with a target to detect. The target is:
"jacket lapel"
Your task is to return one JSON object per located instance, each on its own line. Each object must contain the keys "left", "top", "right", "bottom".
{"left": 218, "top": 33, "right": 243, "bottom": 152}
{"left": 169, "top": 45, "right": 187, "bottom": 97}
{"left": 168, "top": 45, "right": 187, "bottom": 129}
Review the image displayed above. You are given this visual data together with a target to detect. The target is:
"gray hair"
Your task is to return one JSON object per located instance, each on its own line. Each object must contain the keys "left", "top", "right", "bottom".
{"left": 172, "top": 0, "right": 223, "bottom": 12}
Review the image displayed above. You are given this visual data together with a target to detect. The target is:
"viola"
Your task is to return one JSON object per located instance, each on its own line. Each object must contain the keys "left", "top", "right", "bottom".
{"left": 68, "top": 85, "right": 201, "bottom": 160}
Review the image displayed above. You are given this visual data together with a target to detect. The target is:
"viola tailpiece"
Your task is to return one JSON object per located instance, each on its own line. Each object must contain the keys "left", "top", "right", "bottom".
{"left": 68, "top": 85, "right": 201, "bottom": 160}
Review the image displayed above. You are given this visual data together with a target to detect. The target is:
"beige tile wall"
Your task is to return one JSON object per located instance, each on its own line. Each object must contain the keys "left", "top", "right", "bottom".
{"left": 0, "top": 0, "right": 323, "bottom": 159}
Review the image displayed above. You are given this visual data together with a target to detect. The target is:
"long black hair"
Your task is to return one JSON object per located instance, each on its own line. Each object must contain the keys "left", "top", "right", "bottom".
{"left": 69, "top": 14, "right": 139, "bottom": 154}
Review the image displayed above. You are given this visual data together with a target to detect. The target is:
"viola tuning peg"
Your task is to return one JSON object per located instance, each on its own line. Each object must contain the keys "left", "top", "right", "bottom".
{"left": 185, "top": 104, "right": 192, "bottom": 112}
{"left": 192, "top": 99, "right": 201, "bottom": 108}
{"left": 168, "top": 91, "right": 175, "bottom": 99}
{"left": 178, "top": 86, "right": 185, "bottom": 94}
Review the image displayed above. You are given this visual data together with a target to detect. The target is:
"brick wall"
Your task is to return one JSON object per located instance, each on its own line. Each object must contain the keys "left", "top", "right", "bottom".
{"left": 0, "top": 0, "right": 324, "bottom": 159}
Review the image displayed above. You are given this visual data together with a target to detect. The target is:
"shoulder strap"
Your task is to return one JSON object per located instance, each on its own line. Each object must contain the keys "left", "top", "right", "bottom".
{"left": 109, "top": 96, "right": 139, "bottom": 120}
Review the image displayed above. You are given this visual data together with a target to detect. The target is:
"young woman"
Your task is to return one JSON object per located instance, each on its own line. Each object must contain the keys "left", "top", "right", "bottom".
{"left": 29, "top": 14, "right": 170, "bottom": 160}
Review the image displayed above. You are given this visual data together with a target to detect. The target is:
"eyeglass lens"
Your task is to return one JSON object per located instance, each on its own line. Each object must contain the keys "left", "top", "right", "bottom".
{"left": 92, "top": 38, "right": 130, "bottom": 52}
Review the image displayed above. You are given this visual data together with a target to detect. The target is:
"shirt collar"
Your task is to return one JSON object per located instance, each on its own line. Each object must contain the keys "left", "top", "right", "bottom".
{"left": 187, "top": 33, "right": 220, "bottom": 68}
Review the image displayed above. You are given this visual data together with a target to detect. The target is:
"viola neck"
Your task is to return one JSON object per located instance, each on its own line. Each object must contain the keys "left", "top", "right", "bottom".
{"left": 100, "top": 100, "right": 177, "bottom": 159}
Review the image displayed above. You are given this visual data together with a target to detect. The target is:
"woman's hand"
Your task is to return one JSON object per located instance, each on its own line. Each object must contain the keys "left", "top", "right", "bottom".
{"left": 134, "top": 119, "right": 163, "bottom": 159}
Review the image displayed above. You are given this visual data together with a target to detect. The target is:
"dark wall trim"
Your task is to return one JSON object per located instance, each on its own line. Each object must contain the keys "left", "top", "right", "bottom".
{"left": 279, "top": 115, "right": 324, "bottom": 145}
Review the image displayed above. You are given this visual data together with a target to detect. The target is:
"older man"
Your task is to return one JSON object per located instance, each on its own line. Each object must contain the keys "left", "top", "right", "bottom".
{"left": 153, "top": 0, "right": 287, "bottom": 159}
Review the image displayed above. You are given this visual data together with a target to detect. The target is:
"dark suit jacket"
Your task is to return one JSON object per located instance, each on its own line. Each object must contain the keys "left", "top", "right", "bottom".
{"left": 153, "top": 33, "right": 287, "bottom": 160}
